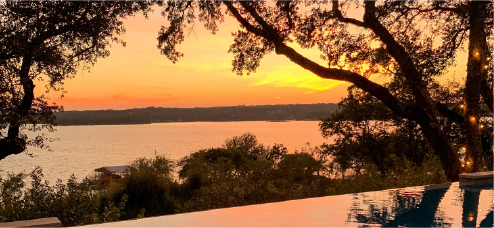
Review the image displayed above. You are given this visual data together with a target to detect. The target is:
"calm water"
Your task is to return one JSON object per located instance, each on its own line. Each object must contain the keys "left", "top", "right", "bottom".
{"left": 0, "top": 121, "right": 332, "bottom": 183}
{"left": 85, "top": 182, "right": 493, "bottom": 227}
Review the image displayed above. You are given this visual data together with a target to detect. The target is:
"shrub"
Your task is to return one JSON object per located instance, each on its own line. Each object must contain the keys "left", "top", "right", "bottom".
{"left": 0, "top": 167, "right": 127, "bottom": 226}
{"left": 111, "top": 156, "right": 177, "bottom": 219}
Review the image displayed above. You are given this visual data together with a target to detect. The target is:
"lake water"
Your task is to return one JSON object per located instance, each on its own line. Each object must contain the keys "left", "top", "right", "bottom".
{"left": 0, "top": 121, "right": 332, "bottom": 183}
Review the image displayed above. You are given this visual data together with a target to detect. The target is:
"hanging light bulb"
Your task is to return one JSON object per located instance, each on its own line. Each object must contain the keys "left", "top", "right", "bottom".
{"left": 467, "top": 161, "right": 471, "bottom": 165}
{"left": 468, "top": 212, "right": 475, "bottom": 221}
{"left": 462, "top": 147, "right": 466, "bottom": 151}
{"left": 488, "top": 57, "right": 491, "bottom": 61}
{"left": 480, "top": 125, "right": 485, "bottom": 129}
{"left": 460, "top": 104, "right": 465, "bottom": 108}
{"left": 476, "top": 52, "right": 480, "bottom": 56}
{"left": 471, "top": 117, "right": 476, "bottom": 121}
{"left": 485, "top": 65, "right": 489, "bottom": 69}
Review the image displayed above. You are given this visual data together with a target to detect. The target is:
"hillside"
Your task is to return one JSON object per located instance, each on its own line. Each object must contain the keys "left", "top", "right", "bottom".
{"left": 54, "top": 103, "right": 339, "bottom": 126}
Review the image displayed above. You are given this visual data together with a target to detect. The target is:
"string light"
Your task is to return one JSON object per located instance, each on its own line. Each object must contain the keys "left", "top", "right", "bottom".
{"left": 485, "top": 65, "right": 489, "bottom": 69}
{"left": 468, "top": 212, "right": 475, "bottom": 221}
{"left": 462, "top": 164, "right": 465, "bottom": 167}
{"left": 460, "top": 104, "right": 465, "bottom": 108}
{"left": 471, "top": 117, "right": 476, "bottom": 121}
{"left": 476, "top": 52, "right": 480, "bottom": 56}
{"left": 462, "top": 147, "right": 466, "bottom": 151}
{"left": 467, "top": 161, "right": 471, "bottom": 165}
{"left": 480, "top": 125, "right": 484, "bottom": 129}
{"left": 488, "top": 57, "right": 491, "bottom": 61}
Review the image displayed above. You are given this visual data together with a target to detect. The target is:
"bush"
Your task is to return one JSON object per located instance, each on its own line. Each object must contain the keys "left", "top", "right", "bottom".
{"left": 110, "top": 156, "right": 177, "bottom": 219}
{"left": 0, "top": 167, "right": 127, "bottom": 226}
{"left": 0, "top": 133, "right": 451, "bottom": 226}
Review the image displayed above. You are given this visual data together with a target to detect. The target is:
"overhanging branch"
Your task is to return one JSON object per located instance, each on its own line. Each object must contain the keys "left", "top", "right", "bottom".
{"left": 274, "top": 43, "right": 419, "bottom": 121}
{"left": 224, "top": 1, "right": 418, "bottom": 121}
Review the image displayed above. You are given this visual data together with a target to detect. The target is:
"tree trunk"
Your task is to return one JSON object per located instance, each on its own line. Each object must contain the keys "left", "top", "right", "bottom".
{"left": 0, "top": 54, "right": 34, "bottom": 160}
{"left": 464, "top": 0, "right": 487, "bottom": 172}
{"left": 419, "top": 119, "right": 461, "bottom": 181}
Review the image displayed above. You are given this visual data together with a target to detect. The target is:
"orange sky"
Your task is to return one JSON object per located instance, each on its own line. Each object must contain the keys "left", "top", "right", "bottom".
{"left": 33, "top": 6, "right": 354, "bottom": 111}
{"left": 37, "top": 5, "right": 466, "bottom": 111}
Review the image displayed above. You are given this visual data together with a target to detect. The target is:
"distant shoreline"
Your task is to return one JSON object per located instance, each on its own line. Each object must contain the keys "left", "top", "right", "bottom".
{"left": 55, "top": 119, "right": 321, "bottom": 127}
{"left": 54, "top": 103, "right": 338, "bottom": 126}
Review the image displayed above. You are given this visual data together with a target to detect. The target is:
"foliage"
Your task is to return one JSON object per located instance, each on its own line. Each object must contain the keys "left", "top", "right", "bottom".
{"left": 0, "top": 167, "right": 128, "bottom": 226}
{"left": 0, "top": 133, "right": 450, "bottom": 226}
{"left": 320, "top": 86, "right": 432, "bottom": 177}
{"left": 156, "top": 0, "right": 494, "bottom": 180}
{"left": 325, "top": 155, "right": 447, "bottom": 196}
{"left": 54, "top": 104, "right": 339, "bottom": 126}
{"left": 321, "top": 84, "right": 493, "bottom": 177}
{"left": 177, "top": 133, "right": 290, "bottom": 211}
{"left": 106, "top": 156, "right": 177, "bottom": 219}
{"left": 176, "top": 133, "right": 444, "bottom": 212}
{"left": 0, "top": 1, "right": 151, "bottom": 160}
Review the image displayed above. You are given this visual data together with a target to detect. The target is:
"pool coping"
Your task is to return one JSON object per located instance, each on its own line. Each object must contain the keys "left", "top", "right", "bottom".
{"left": 459, "top": 171, "right": 493, "bottom": 187}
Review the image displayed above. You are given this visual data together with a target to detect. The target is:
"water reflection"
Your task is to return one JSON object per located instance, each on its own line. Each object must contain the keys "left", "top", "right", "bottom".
{"left": 347, "top": 182, "right": 493, "bottom": 227}
{"left": 84, "top": 182, "right": 492, "bottom": 227}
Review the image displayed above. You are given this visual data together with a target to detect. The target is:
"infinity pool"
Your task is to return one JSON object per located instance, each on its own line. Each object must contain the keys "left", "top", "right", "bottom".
{"left": 85, "top": 182, "right": 493, "bottom": 227}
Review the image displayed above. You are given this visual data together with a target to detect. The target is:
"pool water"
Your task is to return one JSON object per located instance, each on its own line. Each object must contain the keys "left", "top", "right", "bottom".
{"left": 347, "top": 182, "right": 492, "bottom": 227}
{"left": 85, "top": 182, "right": 493, "bottom": 227}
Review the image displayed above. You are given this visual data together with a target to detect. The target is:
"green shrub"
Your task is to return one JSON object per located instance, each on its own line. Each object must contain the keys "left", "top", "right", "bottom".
{"left": 0, "top": 167, "right": 127, "bottom": 226}
{"left": 0, "top": 133, "right": 451, "bottom": 226}
{"left": 112, "top": 156, "right": 177, "bottom": 219}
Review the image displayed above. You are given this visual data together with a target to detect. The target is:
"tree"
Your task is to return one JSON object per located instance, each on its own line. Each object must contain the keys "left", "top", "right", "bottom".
{"left": 157, "top": 0, "right": 493, "bottom": 181}
{"left": 0, "top": 1, "right": 150, "bottom": 160}
{"left": 320, "top": 84, "right": 492, "bottom": 178}
{"left": 320, "top": 86, "right": 430, "bottom": 177}
{"left": 116, "top": 156, "right": 176, "bottom": 219}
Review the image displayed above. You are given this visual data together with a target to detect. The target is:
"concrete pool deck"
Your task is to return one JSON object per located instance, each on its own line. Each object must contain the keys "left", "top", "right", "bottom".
{"left": 459, "top": 171, "right": 493, "bottom": 187}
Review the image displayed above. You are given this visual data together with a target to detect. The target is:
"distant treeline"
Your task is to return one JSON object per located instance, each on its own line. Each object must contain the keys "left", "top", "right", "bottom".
{"left": 54, "top": 103, "right": 339, "bottom": 126}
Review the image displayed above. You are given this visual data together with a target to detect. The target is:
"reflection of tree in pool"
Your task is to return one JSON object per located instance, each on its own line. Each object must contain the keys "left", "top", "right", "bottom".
{"left": 347, "top": 183, "right": 453, "bottom": 227}
{"left": 462, "top": 188, "right": 493, "bottom": 228}
{"left": 462, "top": 189, "right": 480, "bottom": 227}
{"left": 348, "top": 190, "right": 421, "bottom": 225}
{"left": 479, "top": 210, "right": 493, "bottom": 228}
{"left": 348, "top": 184, "right": 494, "bottom": 228}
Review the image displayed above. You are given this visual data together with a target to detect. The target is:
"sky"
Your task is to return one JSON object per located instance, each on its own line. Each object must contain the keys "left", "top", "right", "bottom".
{"left": 36, "top": 5, "right": 466, "bottom": 111}
{"left": 34, "top": 6, "right": 353, "bottom": 111}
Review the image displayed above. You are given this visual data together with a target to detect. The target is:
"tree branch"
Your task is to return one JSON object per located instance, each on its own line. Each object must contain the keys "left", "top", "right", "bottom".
{"left": 436, "top": 102, "right": 464, "bottom": 124}
{"left": 224, "top": 0, "right": 418, "bottom": 121}
{"left": 238, "top": 1, "right": 283, "bottom": 43}
{"left": 332, "top": 0, "right": 367, "bottom": 28}
{"left": 223, "top": 1, "right": 268, "bottom": 38}
{"left": 274, "top": 43, "right": 419, "bottom": 121}
{"left": 363, "top": 1, "right": 435, "bottom": 113}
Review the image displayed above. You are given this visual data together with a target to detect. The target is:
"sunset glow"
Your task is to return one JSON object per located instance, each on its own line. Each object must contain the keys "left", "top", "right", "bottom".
{"left": 36, "top": 8, "right": 351, "bottom": 110}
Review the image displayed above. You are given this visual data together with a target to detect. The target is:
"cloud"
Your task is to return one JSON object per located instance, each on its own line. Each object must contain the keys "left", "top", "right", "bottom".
{"left": 251, "top": 65, "right": 348, "bottom": 91}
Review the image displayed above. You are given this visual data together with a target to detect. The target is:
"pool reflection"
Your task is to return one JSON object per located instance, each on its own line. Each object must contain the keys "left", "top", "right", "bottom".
{"left": 347, "top": 182, "right": 493, "bottom": 227}
{"left": 85, "top": 182, "right": 493, "bottom": 227}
